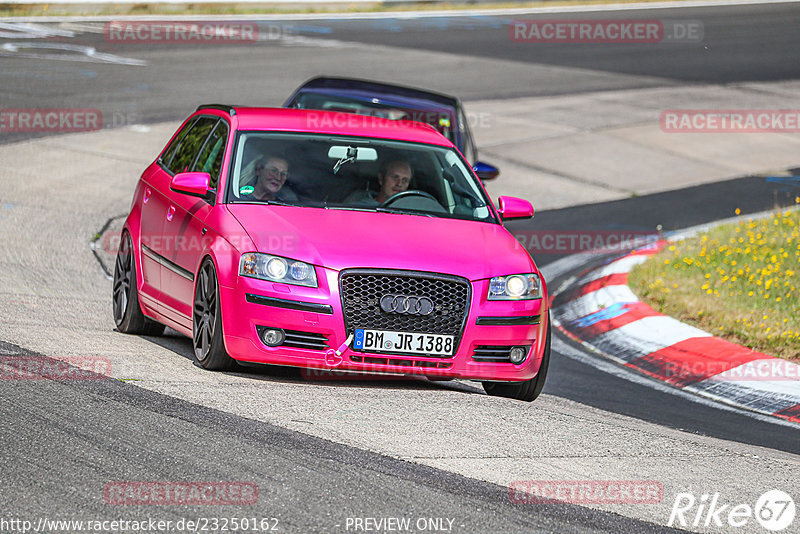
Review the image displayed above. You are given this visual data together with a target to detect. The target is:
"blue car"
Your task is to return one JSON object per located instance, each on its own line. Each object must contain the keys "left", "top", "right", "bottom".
{"left": 284, "top": 76, "right": 500, "bottom": 182}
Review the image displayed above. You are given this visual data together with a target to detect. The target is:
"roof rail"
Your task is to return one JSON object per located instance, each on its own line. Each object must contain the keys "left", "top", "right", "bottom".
{"left": 196, "top": 104, "right": 237, "bottom": 116}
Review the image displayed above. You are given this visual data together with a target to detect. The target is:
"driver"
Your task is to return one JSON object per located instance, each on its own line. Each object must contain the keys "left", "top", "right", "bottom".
{"left": 376, "top": 158, "right": 412, "bottom": 203}
{"left": 346, "top": 158, "right": 413, "bottom": 206}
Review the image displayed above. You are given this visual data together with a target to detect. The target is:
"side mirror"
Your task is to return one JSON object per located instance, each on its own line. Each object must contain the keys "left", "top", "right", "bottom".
{"left": 170, "top": 172, "right": 211, "bottom": 199}
{"left": 473, "top": 161, "right": 500, "bottom": 182}
{"left": 497, "top": 196, "right": 534, "bottom": 220}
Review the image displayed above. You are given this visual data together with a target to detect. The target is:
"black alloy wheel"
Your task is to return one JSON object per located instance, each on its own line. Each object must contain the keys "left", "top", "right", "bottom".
{"left": 193, "top": 259, "right": 235, "bottom": 370}
{"left": 113, "top": 231, "right": 164, "bottom": 336}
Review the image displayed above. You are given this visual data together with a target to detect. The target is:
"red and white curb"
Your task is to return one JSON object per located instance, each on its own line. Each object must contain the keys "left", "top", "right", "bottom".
{"left": 550, "top": 242, "right": 800, "bottom": 424}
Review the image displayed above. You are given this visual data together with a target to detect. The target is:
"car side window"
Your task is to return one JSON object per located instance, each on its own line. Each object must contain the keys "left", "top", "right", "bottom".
{"left": 191, "top": 120, "right": 229, "bottom": 189}
{"left": 166, "top": 116, "right": 218, "bottom": 175}
{"left": 160, "top": 117, "right": 197, "bottom": 169}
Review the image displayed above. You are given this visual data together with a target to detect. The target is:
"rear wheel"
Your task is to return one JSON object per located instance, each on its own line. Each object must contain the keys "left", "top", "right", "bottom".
{"left": 483, "top": 315, "right": 551, "bottom": 402}
{"left": 113, "top": 231, "right": 165, "bottom": 336}
{"left": 193, "top": 259, "right": 235, "bottom": 371}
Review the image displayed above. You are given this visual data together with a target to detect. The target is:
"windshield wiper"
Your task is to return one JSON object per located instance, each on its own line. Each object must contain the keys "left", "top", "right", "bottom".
{"left": 374, "top": 207, "right": 434, "bottom": 218}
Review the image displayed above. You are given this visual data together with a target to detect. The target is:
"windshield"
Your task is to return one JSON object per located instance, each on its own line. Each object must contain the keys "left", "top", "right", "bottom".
{"left": 290, "top": 92, "right": 457, "bottom": 143}
{"left": 226, "top": 132, "right": 496, "bottom": 223}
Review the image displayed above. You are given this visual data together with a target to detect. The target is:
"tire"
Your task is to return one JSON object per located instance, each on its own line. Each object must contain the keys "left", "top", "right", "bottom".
{"left": 483, "top": 315, "right": 551, "bottom": 402}
{"left": 113, "top": 231, "right": 165, "bottom": 336}
{"left": 193, "top": 258, "right": 235, "bottom": 371}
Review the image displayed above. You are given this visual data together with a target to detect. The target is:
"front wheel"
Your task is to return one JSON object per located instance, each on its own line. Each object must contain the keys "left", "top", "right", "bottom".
{"left": 483, "top": 316, "right": 551, "bottom": 402}
{"left": 113, "top": 231, "right": 165, "bottom": 336}
{"left": 193, "top": 258, "right": 235, "bottom": 371}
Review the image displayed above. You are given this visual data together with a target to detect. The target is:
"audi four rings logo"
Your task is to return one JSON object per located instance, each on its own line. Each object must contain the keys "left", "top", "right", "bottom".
{"left": 379, "top": 294, "right": 434, "bottom": 315}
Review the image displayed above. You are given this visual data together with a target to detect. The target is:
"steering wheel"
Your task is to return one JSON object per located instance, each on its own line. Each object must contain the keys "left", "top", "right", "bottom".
{"left": 379, "top": 190, "right": 439, "bottom": 207}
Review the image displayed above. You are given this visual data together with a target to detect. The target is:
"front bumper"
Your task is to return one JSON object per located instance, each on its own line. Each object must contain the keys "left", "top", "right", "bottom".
{"left": 220, "top": 268, "right": 548, "bottom": 382}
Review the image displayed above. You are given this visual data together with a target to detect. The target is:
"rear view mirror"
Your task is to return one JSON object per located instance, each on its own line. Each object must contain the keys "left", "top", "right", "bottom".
{"left": 327, "top": 146, "right": 378, "bottom": 161}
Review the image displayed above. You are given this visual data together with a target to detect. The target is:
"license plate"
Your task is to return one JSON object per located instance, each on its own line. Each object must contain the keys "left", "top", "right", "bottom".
{"left": 353, "top": 329, "right": 455, "bottom": 356}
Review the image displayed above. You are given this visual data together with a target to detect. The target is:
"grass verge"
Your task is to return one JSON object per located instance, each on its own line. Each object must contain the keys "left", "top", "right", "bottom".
{"left": 628, "top": 201, "right": 800, "bottom": 362}
{"left": 0, "top": 0, "right": 715, "bottom": 19}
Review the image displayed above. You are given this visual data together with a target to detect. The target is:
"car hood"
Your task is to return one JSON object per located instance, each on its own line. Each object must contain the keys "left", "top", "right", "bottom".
{"left": 226, "top": 204, "right": 535, "bottom": 280}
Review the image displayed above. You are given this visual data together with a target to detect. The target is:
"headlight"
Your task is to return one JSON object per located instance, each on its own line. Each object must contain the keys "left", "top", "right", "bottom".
{"left": 239, "top": 253, "right": 318, "bottom": 287}
{"left": 488, "top": 273, "right": 541, "bottom": 300}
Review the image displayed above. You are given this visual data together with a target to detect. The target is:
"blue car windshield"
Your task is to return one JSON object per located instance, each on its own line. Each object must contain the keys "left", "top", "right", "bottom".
{"left": 289, "top": 92, "right": 457, "bottom": 144}
{"left": 226, "top": 132, "right": 496, "bottom": 223}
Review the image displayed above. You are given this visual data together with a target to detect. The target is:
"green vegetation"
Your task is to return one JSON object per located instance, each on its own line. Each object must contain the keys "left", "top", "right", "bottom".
{"left": 628, "top": 201, "right": 800, "bottom": 361}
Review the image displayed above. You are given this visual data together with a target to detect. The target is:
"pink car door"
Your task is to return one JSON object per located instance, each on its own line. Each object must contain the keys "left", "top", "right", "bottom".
{"left": 159, "top": 116, "right": 226, "bottom": 328}
{"left": 136, "top": 118, "right": 198, "bottom": 312}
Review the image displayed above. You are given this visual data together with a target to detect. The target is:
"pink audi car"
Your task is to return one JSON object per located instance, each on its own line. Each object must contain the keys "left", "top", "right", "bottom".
{"left": 114, "top": 105, "right": 550, "bottom": 401}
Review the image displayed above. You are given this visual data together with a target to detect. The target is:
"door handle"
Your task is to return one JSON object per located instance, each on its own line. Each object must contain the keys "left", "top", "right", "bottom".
{"left": 166, "top": 206, "right": 176, "bottom": 221}
{"left": 143, "top": 188, "right": 151, "bottom": 204}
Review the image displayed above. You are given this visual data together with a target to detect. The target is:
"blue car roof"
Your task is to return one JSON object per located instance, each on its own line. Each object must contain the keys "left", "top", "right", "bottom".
{"left": 285, "top": 76, "right": 460, "bottom": 112}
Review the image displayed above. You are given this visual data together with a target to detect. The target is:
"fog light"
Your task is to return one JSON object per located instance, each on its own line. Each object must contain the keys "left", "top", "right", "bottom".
{"left": 509, "top": 346, "right": 527, "bottom": 364}
{"left": 261, "top": 328, "right": 285, "bottom": 347}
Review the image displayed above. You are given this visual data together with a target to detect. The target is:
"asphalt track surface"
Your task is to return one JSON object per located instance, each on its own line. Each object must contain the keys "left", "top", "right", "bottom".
{"left": 3, "top": 1, "right": 800, "bottom": 143}
{"left": 1, "top": 340, "right": 673, "bottom": 533}
{"left": 2, "top": 1, "right": 800, "bottom": 531}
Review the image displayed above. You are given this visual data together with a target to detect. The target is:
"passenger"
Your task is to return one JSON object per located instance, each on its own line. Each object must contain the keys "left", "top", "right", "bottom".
{"left": 242, "top": 154, "right": 296, "bottom": 201}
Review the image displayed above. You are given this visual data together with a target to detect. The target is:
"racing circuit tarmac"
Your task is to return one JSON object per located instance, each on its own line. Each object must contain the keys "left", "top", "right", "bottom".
{"left": 1, "top": 1, "right": 800, "bottom": 532}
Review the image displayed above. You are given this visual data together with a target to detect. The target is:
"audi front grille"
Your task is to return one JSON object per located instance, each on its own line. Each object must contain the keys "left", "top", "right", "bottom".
{"left": 339, "top": 269, "right": 471, "bottom": 356}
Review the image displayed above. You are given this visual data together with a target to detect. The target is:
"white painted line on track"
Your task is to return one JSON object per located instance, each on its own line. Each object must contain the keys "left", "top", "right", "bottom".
{"left": 0, "top": 22, "right": 75, "bottom": 38}
{"left": 0, "top": 41, "right": 147, "bottom": 65}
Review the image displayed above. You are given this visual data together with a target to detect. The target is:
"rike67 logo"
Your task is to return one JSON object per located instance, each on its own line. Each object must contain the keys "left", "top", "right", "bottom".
{"left": 669, "top": 490, "right": 795, "bottom": 531}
